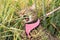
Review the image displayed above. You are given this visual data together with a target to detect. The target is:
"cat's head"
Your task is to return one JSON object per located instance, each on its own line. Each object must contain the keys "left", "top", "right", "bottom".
{"left": 18, "top": 4, "right": 38, "bottom": 23}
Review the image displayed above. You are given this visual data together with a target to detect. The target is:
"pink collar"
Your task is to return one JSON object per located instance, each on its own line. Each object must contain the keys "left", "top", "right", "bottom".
{"left": 25, "top": 19, "right": 40, "bottom": 37}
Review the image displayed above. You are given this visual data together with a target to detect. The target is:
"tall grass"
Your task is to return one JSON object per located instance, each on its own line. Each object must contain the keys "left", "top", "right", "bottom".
{"left": 0, "top": 0, "right": 60, "bottom": 40}
{"left": 0, "top": 0, "right": 23, "bottom": 40}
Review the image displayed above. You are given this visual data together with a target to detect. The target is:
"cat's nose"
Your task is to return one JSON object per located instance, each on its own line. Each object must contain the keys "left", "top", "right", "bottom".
{"left": 23, "top": 15, "right": 29, "bottom": 21}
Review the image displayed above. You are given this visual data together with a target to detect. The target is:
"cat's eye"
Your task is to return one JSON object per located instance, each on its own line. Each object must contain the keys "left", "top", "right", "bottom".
{"left": 23, "top": 15, "right": 27, "bottom": 17}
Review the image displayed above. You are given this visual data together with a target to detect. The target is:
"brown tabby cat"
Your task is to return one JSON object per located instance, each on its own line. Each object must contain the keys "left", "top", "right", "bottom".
{"left": 18, "top": 4, "right": 59, "bottom": 40}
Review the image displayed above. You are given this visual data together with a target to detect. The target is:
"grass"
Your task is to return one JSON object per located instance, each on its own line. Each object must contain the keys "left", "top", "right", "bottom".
{"left": 0, "top": 0, "right": 60, "bottom": 40}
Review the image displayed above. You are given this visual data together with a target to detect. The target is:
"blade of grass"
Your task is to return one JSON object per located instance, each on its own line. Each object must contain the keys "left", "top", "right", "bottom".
{"left": 42, "top": 0, "right": 47, "bottom": 27}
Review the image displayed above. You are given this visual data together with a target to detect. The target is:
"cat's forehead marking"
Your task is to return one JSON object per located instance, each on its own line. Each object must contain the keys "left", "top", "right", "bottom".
{"left": 20, "top": 9, "right": 26, "bottom": 15}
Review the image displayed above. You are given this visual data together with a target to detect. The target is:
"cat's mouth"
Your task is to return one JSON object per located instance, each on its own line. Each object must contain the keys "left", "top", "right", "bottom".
{"left": 25, "top": 17, "right": 29, "bottom": 21}
{"left": 23, "top": 16, "right": 32, "bottom": 23}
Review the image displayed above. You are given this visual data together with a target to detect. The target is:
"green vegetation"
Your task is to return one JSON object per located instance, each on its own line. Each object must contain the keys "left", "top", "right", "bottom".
{"left": 0, "top": 0, "right": 60, "bottom": 40}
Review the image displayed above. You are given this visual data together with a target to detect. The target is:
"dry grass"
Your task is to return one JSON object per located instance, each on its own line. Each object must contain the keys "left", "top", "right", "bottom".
{"left": 0, "top": 0, "right": 60, "bottom": 40}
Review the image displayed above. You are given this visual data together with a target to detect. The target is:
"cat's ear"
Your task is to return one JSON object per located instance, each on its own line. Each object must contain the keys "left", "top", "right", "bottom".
{"left": 29, "top": 4, "right": 35, "bottom": 10}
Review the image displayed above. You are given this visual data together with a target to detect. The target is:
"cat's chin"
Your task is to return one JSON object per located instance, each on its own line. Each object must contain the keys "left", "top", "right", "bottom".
{"left": 24, "top": 20, "right": 32, "bottom": 24}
